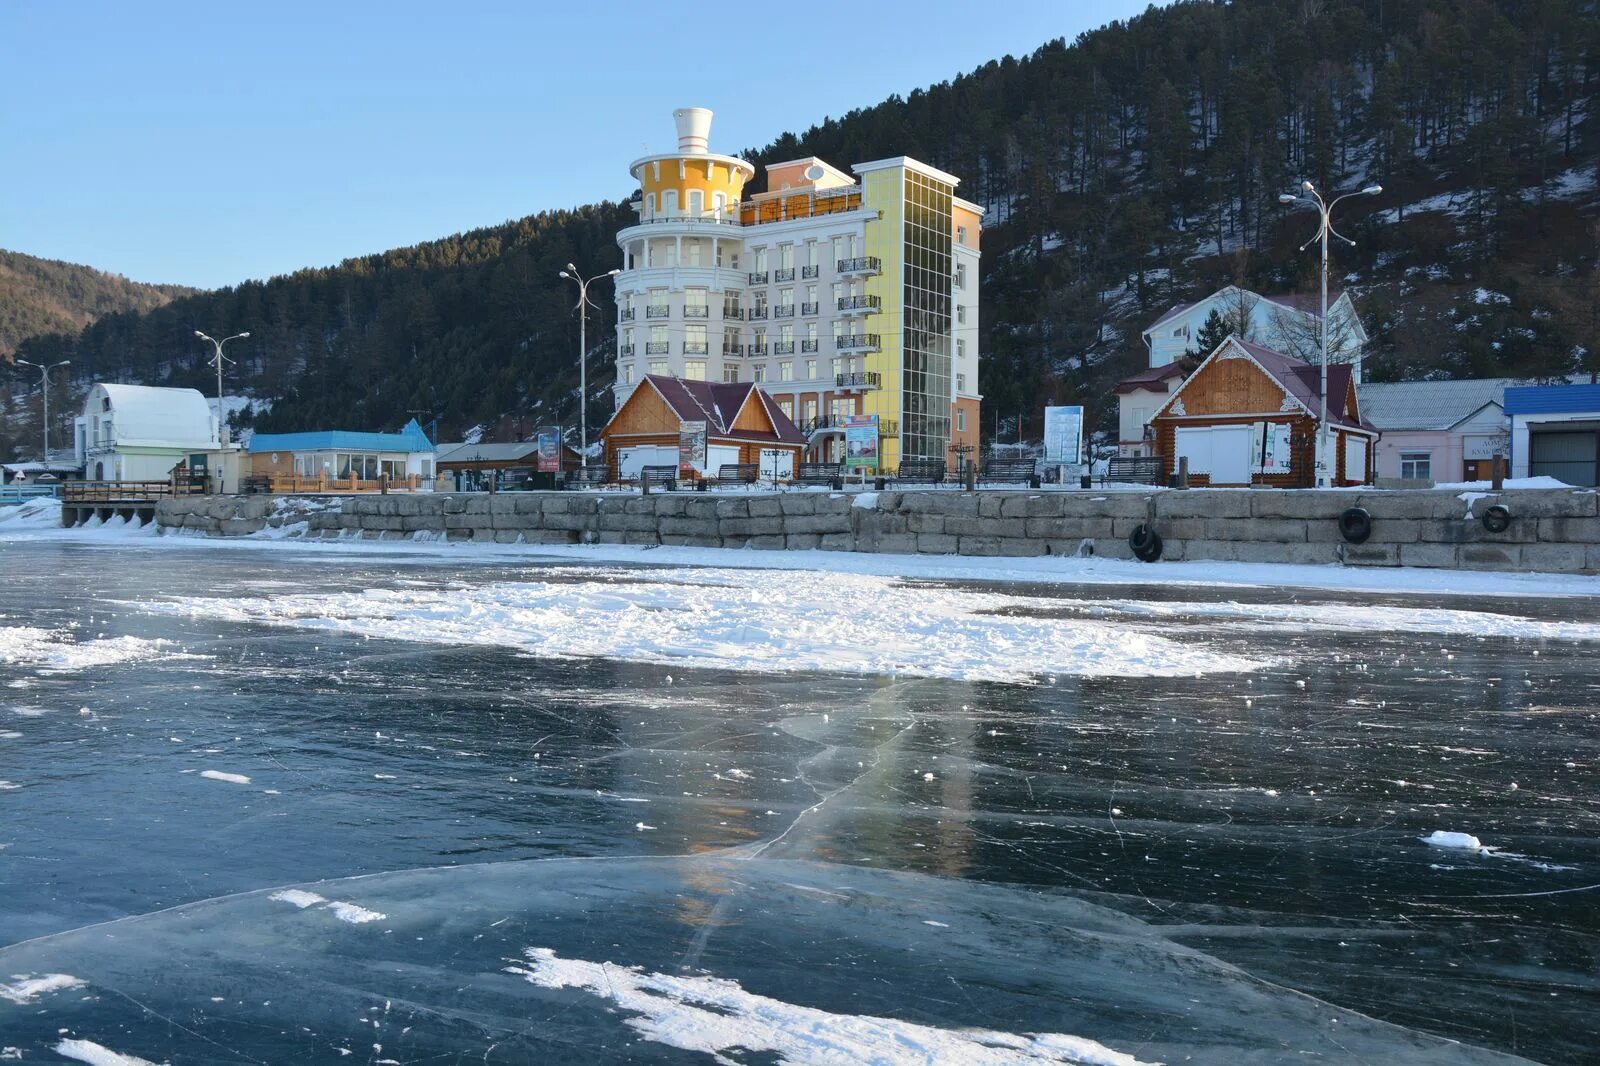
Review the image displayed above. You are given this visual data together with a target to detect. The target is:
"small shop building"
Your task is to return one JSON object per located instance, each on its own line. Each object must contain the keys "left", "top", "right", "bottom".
{"left": 247, "top": 419, "right": 436, "bottom": 492}
{"left": 1361, "top": 378, "right": 1517, "bottom": 483}
{"left": 73, "top": 383, "right": 219, "bottom": 483}
{"left": 600, "top": 375, "right": 805, "bottom": 481}
{"left": 1504, "top": 383, "right": 1600, "bottom": 486}
{"left": 435, "top": 440, "right": 583, "bottom": 491}
{"left": 1149, "top": 336, "right": 1377, "bottom": 487}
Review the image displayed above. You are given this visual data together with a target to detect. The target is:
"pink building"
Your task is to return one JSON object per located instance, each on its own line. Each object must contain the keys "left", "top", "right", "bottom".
{"left": 1361, "top": 379, "right": 1518, "bottom": 483}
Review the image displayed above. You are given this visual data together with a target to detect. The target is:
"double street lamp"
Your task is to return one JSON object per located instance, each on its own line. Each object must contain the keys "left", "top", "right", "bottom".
{"left": 1279, "top": 181, "right": 1381, "bottom": 486}
{"left": 559, "top": 265, "right": 620, "bottom": 460}
{"left": 195, "top": 330, "right": 250, "bottom": 445}
{"left": 14, "top": 358, "right": 70, "bottom": 461}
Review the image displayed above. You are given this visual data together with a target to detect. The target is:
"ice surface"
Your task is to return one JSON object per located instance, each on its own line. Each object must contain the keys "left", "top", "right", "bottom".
{"left": 132, "top": 567, "right": 1269, "bottom": 683}
{"left": 508, "top": 945, "right": 1158, "bottom": 1065}
{"left": 0, "top": 626, "right": 195, "bottom": 672}
{"left": 0, "top": 973, "right": 84, "bottom": 1004}
{"left": 54, "top": 1039, "right": 161, "bottom": 1066}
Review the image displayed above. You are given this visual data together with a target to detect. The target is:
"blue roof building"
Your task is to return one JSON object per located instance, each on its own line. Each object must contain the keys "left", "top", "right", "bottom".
{"left": 248, "top": 418, "right": 438, "bottom": 486}
{"left": 1503, "top": 384, "right": 1600, "bottom": 486}
{"left": 249, "top": 418, "right": 434, "bottom": 455}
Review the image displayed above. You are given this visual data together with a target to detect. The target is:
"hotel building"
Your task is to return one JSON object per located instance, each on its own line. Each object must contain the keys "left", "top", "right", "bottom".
{"left": 611, "top": 108, "right": 981, "bottom": 473}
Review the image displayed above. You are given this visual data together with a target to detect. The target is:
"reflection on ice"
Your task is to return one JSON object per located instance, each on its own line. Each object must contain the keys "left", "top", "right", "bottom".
{"left": 0, "top": 856, "right": 1540, "bottom": 1064}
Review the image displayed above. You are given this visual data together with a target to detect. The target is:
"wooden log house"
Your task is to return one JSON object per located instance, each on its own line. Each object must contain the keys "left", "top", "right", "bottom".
{"left": 600, "top": 375, "right": 806, "bottom": 481}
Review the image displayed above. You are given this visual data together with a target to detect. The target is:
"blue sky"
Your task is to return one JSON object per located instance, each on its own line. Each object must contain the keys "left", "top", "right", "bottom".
{"left": 3, "top": 0, "right": 1149, "bottom": 290}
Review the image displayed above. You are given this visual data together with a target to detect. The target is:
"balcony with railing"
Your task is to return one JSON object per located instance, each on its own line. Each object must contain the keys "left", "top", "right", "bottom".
{"left": 618, "top": 344, "right": 635, "bottom": 357}
{"left": 838, "top": 295, "right": 882, "bottom": 315}
{"left": 748, "top": 271, "right": 769, "bottom": 285}
{"left": 684, "top": 305, "right": 709, "bottom": 319}
{"left": 837, "top": 256, "right": 882, "bottom": 276}
{"left": 619, "top": 308, "right": 636, "bottom": 322}
{"left": 800, "top": 302, "right": 818, "bottom": 316}
{"left": 773, "top": 268, "right": 795, "bottom": 283}
{"left": 801, "top": 339, "right": 819, "bottom": 353}
{"left": 646, "top": 304, "right": 671, "bottom": 319}
{"left": 801, "top": 265, "right": 820, "bottom": 279}
{"left": 748, "top": 307, "right": 769, "bottom": 321}
{"left": 722, "top": 343, "right": 743, "bottom": 357}
{"left": 684, "top": 342, "right": 709, "bottom": 355}
{"left": 749, "top": 344, "right": 769, "bottom": 357}
{"left": 803, "top": 415, "right": 841, "bottom": 436}
{"left": 774, "top": 341, "right": 795, "bottom": 355}
{"left": 646, "top": 341, "right": 669, "bottom": 355}
{"left": 878, "top": 419, "right": 899, "bottom": 438}
{"left": 773, "top": 305, "right": 795, "bottom": 319}
{"left": 836, "top": 333, "right": 881, "bottom": 352}
{"left": 722, "top": 306, "right": 743, "bottom": 320}
{"left": 836, "top": 371, "right": 882, "bottom": 390}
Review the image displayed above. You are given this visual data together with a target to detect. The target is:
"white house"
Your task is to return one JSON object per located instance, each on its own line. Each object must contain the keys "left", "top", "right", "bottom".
{"left": 73, "top": 384, "right": 219, "bottom": 482}
{"left": 1141, "top": 285, "right": 1368, "bottom": 376}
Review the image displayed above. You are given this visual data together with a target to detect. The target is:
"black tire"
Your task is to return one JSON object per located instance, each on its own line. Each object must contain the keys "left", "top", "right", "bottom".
{"left": 1133, "top": 531, "right": 1164, "bottom": 563}
{"left": 1128, "top": 523, "right": 1157, "bottom": 553}
{"left": 1338, "top": 506, "right": 1373, "bottom": 544}
{"left": 1482, "top": 503, "right": 1512, "bottom": 534}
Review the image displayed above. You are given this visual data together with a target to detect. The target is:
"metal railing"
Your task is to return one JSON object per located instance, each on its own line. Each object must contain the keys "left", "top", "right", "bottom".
{"left": 801, "top": 265, "right": 820, "bottom": 279}
{"left": 684, "top": 342, "right": 709, "bottom": 355}
{"left": 838, "top": 256, "right": 882, "bottom": 274}
{"left": 627, "top": 214, "right": 741, "bottom": 228}
{"left": 879, "top": 419, "right": 899, "bottom": 437}
{"left": 749, "top": 344, "right": 769, "bottom": 356}
{"left": 801, "top": 339, "right": 819, "bottom": 353}
{"left": 618, "top": 344, "right": 635, "bottom": 356}
{"left": 836, "top": 333, "right": 881, "bottom": 351}
{"left": 748, "top": 271, "right": 769, "bottom": 285}
{"left": 722, "top": 307, "right": 744, "bottom": 320}
{"left": 63, "top": 480, "right": 206, "bottom": 503}
{"left": 684, "top": 305, "right": 708, "bottom": 318}
{"left": 0, "top": 483, "right": 61, "bottom": 504}
{"left": 838, "top": 295, "right": 882, "bottom": 313}
{"left": 800, "top": 302, "right": 818, "bottom": 316}
{"left": 774, "top": 268, "right": 795, "bottom": 282}
{"left": 646, "top": 341, "right": 669, "bottom": 355}
{"left": 835, "top": 371, "right": 882, "bottom": 389}
{"left": 748, "top": 307, "right": 768, "bottom": 320}
{"left": 774, "top": 341, "right": 795, "bottom": 355}
{"left": 722, "top": 344, "right": 743, "bottom": 356}
{"left": 646, "top": 305, "right": 670, "bottom": 318}
{"left": 619, "top": 308, "right": 636, "bottom": 321}
{"left": 803, "top": 416, "right": 840, "bottom": 435}
{"left": 773, "top": 305, "right": 795, "bottom": 318}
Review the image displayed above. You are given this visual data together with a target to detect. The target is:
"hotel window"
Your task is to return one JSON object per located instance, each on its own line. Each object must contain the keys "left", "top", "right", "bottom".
{"left": 804, "top": 241, "right": 817, "bottom": 267}
{"left": 957, "top": 305, "right": 966, "bottom": 325}
{"left": 957, "top": 225, "right": 968, "bottom": 246}
{"left": 623, "top": 363, "right": 634, "bottom": 385}
{"left": 955, "top": 262, "right": 967, "bottom": 289}
{"left": 957, "top": 339, "right": 966, "bottom": 360}
{"left": 806, "top": 284, "right": 817, "bottom": 307}
{"left": 753, "top": 364, "right": 766, "bottom": 383}
{"left": 723, "top": 290, "right": 741, "bottom": 317}
{"left": 1400, "top": 451, "right": 1432, "bottom": 479}
{"left": 663, "top": 189, "right": 678, "bottom": 215}
{"left": 713, "top": 191, "right": 726, "bottom": 215}
{"left": 779, "top": 399, "right": 794, "bottom": 419}
{"left": 686, "top": 240, "right": 703, "bottom": 267}
{"left": 831, "top": 357, "right": 845, "bottom": 377}
{"left": 723, "top": 364, "right": 740, "bottom": 383}
{"left": 779, "top": 287, "right": 794, "bottom": 311}
{"left": 780, "top": 244, "right": 794, "bottom": 270}
{"left": 779, "top": 361, "right": 793, "bottom": 382}
{"left": 753, "top": 247, "right": 768, "bottom": 271}
{"left": 831, "top": 281, "right": 843, "bottom": 306}
{"left": 645, "top": 193, "right": 656, "bottom": 217}
{"left": 805, "top": 358, "right": 817, "bottom": 379}
{"left": 685, "top": 360, "right": 707, "bottom": 381}
{"left": 684, "top": 324, "right": 707, "bottom": 354}
{"left": 649, "top": 324, "right": 668, "bottom": 352}
{"left": 956, "top": 373, "right": 966, "bottom": 393}
{"left": 779, "top": 323, "right": 793, "bottom": 346}
{"left": 649, "top": 359, "right": 667, "bottom": 375}
{"left": 723, "top": 327, "right": 740, "bottom": 354}
{"left": 685, "top": 287, "right": 708, "bottom": 314}
{"left": 687, "top": 189, "right": 703, "bottom": 216}
{"left": 753, "top": 290, "right": 768, "bottom": 314}
{"left": 956, "top": 408, "right": 967, "bottom": 431}
{"left": 830, "top": 397, "right": 851, "bottom": 422}
{"left": 803, "top": 398, "right": 817, "bottom": 424}
{"left": 831, "top": 235, "right": 843, "bottom": 263}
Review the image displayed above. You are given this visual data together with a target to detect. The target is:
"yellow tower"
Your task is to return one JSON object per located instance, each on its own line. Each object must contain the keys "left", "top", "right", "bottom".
{"left": 629, "top": 108, "right": 753, "bottom": 221}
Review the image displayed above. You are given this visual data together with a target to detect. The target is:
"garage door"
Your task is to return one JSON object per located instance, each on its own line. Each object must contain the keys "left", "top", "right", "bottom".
{"left": 1174, "top": 426, "right": 1252, "bottom": 484}
{"left": 617, "top": 445, "right": 677, "bottom": 479}
{"left": 706, "top": 445, "right": 741, "bottom": 476}
{"left": 1530, "top": 431, "right": 1598, "bottom": 487}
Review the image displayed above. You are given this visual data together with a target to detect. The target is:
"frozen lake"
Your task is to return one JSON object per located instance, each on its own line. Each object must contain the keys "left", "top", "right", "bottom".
{"left": 1, "top": 537, "right": 1597, "bottom": 1064}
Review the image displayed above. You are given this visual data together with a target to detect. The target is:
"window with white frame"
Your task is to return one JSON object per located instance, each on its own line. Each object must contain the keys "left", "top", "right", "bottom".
{"left": 956, "top": 373, "right": 966, "bottom": 393}
{"left": 723, "top": 364, "right": 740, "bottom": 383}
{"left": 957, "top": 339, "right": 966, "bottom": 359}
{"left": 684, "top": 360, "right": 706, "bottom": 380}
{"left": 956, "top": 225, "right": 968, "bottom": 246}
{"left": 623, "top": 363, "right": 634, "bottom": 385}
{"left": 753, "top": 364, "right": 766, "bottom": 383}
{"left": 956, "top": 408, "right": 967, "bottom": 431}
{"left": 957, "top": 305, "right": 966, "bottom": 324}
{"left": 955, "top": 262, "right": 967, "bottom": 289}
{"left": 1400, "top": 451, "right": 1432, "bottom": 479}
{"left": 779, "top": 361, "right": 793, "bottom": 382}
{"left": 648, "top": 359, "right": 667, "bottom": 375}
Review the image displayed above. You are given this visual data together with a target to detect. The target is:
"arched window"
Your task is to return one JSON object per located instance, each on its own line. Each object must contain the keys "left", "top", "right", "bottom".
{"left": 662, "top": 189, "right": 678, "bottom": 215}
{"left": 687, "top": 189, "right": 703, "bottom": 216}
{"left": 712, "top": 192, "right": 726, "bottom": 215}
{"left": 644, "top": 193, "right": 656, "bottom": 218}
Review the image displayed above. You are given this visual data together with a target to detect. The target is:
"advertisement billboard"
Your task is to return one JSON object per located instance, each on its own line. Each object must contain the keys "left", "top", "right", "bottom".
{"left": 1042, "top": 406, "right": 1083, "bottom": 465}
{"left": 678, "top": 421, "right": 708, "bottom": 476}
{"left": 844, "top": 415, "right": 879, "bottom": 470}
{"left": 536, "top": 426, "right": 561, "bottom": 473}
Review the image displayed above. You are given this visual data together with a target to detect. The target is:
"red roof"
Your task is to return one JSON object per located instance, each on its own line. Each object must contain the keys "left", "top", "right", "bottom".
{"left": 1228, "top": 337, "right": 1373, "bottom": 431}
{"left": 1114, "top": 361, "right": 1189, "bottom": 395}
{"left": 634, "top": 376, "right": 806, "bottom": 445}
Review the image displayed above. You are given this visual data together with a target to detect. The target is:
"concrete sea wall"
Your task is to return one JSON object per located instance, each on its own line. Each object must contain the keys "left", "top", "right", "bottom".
{"left": 153, "top": 487, "right": 1600, "bottom": 572}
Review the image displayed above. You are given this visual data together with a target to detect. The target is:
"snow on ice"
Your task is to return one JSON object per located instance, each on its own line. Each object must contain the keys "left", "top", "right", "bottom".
{"left": 506, "top": 947, "right": 1158, "bottom": 1066}
{"left": 0, "top": 973, "right": 85, "bottom": 1004}
{"left": 53, "top": 1039, "right": 162, "bottom": 1066}
{"left": 0, "top": 626, "right": 195, "bottom": 673}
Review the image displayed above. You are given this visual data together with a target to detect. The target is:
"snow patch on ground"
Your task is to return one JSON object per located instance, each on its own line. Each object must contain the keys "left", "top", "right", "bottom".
{"left": 269, "top": 888, "right": 385, "bottom": 924}
{"left": 0, "top": 626, "right": 199, "bottom": 673}
{"left": 1079, "top": 598, "right": 1600, "bottom": 641}
{"left": 507, "top": 947, "right": 1157, "bottom": 1066}
{"left": 134, "top": 568, "right": 1268, "bottom": 683}
{"left": 0, "top": 972, "right": 84, "bottom": 1004}
{"left": 269, "top": 889, "right": 325, "bottom": 909}
{"left": 199, "top": 770, "right": 252, "bottom": 785}
{"left": 1424, "top": 831, "right": 1483, "bottom": 851}
{"left": 54, "top": 1039, "right": 162, "bottom": 1066}
{"left": 326, "top": 901, "right": 387, "bottom": 924}
{"left": 1434, "top": 476, "right": 1571, "bottom": 491}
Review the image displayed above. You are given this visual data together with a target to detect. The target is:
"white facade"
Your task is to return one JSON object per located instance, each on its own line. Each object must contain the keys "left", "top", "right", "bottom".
{"left": 73, "top": 383, "right": 219, "bottom": 482}
{"left": 1142, "top": 286, "right": 1368, "bottom": 376}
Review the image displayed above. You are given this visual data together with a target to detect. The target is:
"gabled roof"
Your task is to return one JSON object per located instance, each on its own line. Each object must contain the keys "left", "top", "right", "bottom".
{"left": 249, "top": 418, "right": 434, "bottom": 454}
{"left": 633, "top": 375, "right": 806, "bottom": 445}
{"left": 1157, "top": 336, "right": 1374, "bottom": 432}
{"left": 1142, "top": 286, "right": 1349, "bottom": 338}
{"left": 1359, "top": 378, "right": 1522, "bottom": 431}
{"left": 1114, "top": 361, "right": 1190, "bottom": 394}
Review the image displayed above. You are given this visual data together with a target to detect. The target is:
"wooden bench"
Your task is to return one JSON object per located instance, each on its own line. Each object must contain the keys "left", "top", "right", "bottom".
{"left": 1101, "top": 456, "right": 1163, "bottom": 486}
{"left": 796, "top": 462, "right": 844, "bottom": 488}
{"left": 716, "top": 463, "right": 759, "bottom": 486}
{"left": 640, "top": 465, "right": 679, "bottom": 491}
{"left": 980, "top": 458, "right": 1039, "bottom": 486}
{"left": 893, "top": 458, "right": 945, "bottom": 485}
{"left": 566, "top": 465, "right": 608, "bottom": 489}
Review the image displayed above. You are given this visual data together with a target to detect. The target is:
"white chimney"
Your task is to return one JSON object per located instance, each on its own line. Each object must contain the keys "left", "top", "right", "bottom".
{"left": 673, "top": 107, "right": 713, "bottom": 155}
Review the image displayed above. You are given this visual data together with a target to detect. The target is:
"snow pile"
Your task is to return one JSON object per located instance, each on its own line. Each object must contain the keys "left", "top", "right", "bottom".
{"left": 0, "top": 497, "right": 63, "bottom": 528}
{"left": 1423, "top": 831, "right": 1484, "bottom": 851}
{"left": 0, "top": 973, "right": 85, "bottom": 1004}
{"left": 0, "top": 626, "right": 199, "bottom": 673}
{"left": 199, "top": 770, "right": 252, "bottom": 785}
{"left": 53, "top": 1040, "right": 160, "bottom": 1066}
{"left": 1076, "top": 598, "right": 1600, "bottom": 642}
{"left": 134, "top": 567, "right": 1267, "bottom": 683}
{"left": 269, "top": 888, "right": 386, "bottom": 924}
{"left": 1433, "top": 476, "right": 1573, "bottom": 491}
{"left": 507, "top": 947, "right": 1156, "bottom": 1066}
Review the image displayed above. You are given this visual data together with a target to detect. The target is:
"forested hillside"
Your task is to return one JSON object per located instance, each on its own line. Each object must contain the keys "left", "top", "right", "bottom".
{"left": 0, "top": 250, "right": 192, "bottom": 358}
{"left": 5, "top": 0, "right": 1596, "bottom": 461}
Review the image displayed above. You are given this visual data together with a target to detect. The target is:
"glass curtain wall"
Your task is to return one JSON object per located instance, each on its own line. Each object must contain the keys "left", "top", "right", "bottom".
{"left": 901, "top": 171, "right": 952, "bottom": 465}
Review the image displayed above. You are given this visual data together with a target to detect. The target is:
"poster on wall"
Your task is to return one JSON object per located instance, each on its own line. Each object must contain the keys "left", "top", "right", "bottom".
{"left": 844, "top": 415, "right": 879, "bottom": 470}
{"left": 1253, "top": 422, "right": 1293, "bottom": 474}
{"left": 1042, "top": 406, "right": 1084, "bottom": 465}
{"left": 678, "top": 421, "right": 708, "bottom": 475}
{"left": 536, "top": 426, "right": 561, "bottom": 473}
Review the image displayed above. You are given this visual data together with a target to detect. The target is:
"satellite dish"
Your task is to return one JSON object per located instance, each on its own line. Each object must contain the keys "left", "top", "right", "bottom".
{"left": 804, "top": 164, "right": 825, "bottom": 181}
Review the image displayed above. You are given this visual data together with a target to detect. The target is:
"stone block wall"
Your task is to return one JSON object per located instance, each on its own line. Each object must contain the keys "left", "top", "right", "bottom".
{"left": 153, "top": 486, "right": 1600, "bottom": 573}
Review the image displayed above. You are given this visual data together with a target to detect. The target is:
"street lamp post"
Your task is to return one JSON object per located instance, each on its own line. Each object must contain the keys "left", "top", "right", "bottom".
{"left": 194, "top": 331, "right": 250, "bottom": 445}
{"left": 558, "top": 265, "right": 620, "bottom": 460}
{"left": 14, "top": 358, "right": 70, "bottom": 461}
{"left": 1279, "top": 181, "right": 1381, "bottom": 486}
